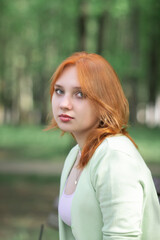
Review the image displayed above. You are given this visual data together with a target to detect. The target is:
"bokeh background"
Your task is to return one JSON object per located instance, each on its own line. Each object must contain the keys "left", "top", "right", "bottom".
{"left": 0, "top": 0, "right": 160, "bottom": 239}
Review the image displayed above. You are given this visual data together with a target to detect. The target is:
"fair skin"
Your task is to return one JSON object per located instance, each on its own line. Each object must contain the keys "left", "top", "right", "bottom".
{"left": 52, "top": 65, "right": 99, "bottom": 194}
{"left": 52, "top": 65, "right": 99, "bottom": 150}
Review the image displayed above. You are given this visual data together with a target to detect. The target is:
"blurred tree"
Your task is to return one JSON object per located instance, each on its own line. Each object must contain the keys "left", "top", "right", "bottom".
{"left": 0, "top": 0, "right": 159, "bottom": 125}
{"left": 139, "top": 0, "right": 160, "bottom": 104}
{"left": 145, "top": 0, "right": 160, "bottom": 105}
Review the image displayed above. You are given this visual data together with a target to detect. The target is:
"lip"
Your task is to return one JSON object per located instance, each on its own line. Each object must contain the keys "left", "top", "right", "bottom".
{"left": 59, "top": 114, "right": 74, "bottom": 122}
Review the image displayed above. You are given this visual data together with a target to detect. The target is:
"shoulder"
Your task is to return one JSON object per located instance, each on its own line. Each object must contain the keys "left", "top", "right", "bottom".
{"left": 104, "top": 134, "right": 140, "bottom": 158}
{"left": 90, "top": 134, "right": 143, "bottom": 165}
{"left": 93, "top": 134, "right": 145, "bottom": 164}
{"left": 89, "top": 135, "right": 150, "bottom": 186}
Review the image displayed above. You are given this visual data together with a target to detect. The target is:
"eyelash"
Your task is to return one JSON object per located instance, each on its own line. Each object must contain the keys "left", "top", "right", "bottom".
{"left": 75, "top": 91, "right": 84, "bottom": 98}
{"left": 55, "top": 88, "right": 64, "bottom": 95}
{"left": 54, "top": 88, "right": 86, "bottom": 99}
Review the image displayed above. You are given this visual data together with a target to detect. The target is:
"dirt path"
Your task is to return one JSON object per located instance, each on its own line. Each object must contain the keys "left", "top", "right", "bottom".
{"left": 0, "top": 161, "right": 64, "bottom": 175}
{"left": 0, "top": 161, "right": 160, "bottom": 176}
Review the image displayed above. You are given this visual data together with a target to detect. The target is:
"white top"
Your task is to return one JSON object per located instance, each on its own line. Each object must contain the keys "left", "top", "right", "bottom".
{"left": 58, "top": 180, "right": 75, "bottom": 226}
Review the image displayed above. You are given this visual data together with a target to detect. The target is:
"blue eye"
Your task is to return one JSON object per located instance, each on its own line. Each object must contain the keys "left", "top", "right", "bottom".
{"left": 75, "top": 91, "right": 86, "bottom": 99}
{"left": 55, "top": 88, "right": 64, "bottom": 95}
{"left": 76, "top": 92, "right": 83, "bottom": 98}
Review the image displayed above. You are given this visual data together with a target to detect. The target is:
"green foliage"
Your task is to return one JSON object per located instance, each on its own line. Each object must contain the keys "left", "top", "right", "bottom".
{"left": 109, "top": 0, "right": 130, "bottom": 18}
{"left": 0, "top": 125, "right": 74, "bottom": 161}
{"left": 4, "top": 227, "right": 58, "bottom": 240}
{"left": 0, "top": 173, "right": 60, "bottom": 184}
{"left": 0, "top": 174, "right": 59, "bottom": 240}
{"left": 0, "top": 0, "right": 160, "bottom": 125}
{"left": 129, "top": 125, "right": 160, "bottom": 163}
{"left": 0, "top": 125, "right": 160, "bottom": 163}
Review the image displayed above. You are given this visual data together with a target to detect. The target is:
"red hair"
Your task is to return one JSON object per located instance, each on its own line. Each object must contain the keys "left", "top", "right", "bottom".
{"left": 48, "top": 52, "right": 137, "bottom": 169}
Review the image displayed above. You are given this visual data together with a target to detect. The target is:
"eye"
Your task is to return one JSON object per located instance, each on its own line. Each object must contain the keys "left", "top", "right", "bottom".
{"left": 75, "top": 91, "right": 86, "bottom": 99}
{"left": 54, "top": 88, "right": 64, "bottom": 95}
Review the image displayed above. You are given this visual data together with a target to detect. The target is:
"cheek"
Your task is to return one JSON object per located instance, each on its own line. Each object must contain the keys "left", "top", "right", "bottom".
{"left": 84, "top": 103, "right": 98, "bottom": 123}
{"left": 51, "top": 95, "right": 57, "bottom": 116}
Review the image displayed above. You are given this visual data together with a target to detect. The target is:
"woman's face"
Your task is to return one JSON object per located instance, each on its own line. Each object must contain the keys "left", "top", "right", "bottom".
{"left": 52, "top": 65, "right": 98, "bottom": 141}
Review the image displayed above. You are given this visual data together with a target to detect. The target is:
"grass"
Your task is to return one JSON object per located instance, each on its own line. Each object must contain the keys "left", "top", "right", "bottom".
{"left": 0, "top": 124, "right": 160, "bottom": 163}
{"left": 128, "top": 125, "right": 160, "bottom": 163}
{"left": 0, "top": 124, "right": 160, "bottom": 240}
{"left": 1, "top": 226, "right": 59, "bottom": 240}
{"left": 0, "top": 173, "right": 60, "bottom": 184}
{"left": 0, "top": 124, "right": 75, "bottom": 161}
{"left": 0, "top": 173, "right": 59, "bottom": 240}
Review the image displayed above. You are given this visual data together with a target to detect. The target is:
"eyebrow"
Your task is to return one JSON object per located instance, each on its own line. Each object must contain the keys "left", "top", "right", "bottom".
{"left": 55, "top": 84, "right": 82, "bottom": 90}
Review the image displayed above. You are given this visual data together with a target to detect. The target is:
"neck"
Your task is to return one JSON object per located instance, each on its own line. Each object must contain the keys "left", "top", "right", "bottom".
{"left": 72, "top": 126, "right": 98, "bottom": 150}
{"left": 75, "top": 138, "right": 85, "bottom": 150}
{"left": 73, "top": 133, "right": 87, "bottom": 150}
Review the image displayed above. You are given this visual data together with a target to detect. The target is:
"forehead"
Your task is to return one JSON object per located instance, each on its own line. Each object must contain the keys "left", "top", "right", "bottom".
{"left": 55, "top": 65, "right": 80, "bottom": 87}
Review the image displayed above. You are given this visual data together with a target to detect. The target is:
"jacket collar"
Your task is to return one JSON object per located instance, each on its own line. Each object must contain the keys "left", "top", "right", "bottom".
{"left": 60, "top": 145, "right": 79, "bottom": 196}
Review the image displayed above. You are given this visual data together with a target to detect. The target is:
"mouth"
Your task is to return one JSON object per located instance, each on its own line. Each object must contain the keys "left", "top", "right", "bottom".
{"left": 59, "top": 114, "right": 74, "bottom": 122}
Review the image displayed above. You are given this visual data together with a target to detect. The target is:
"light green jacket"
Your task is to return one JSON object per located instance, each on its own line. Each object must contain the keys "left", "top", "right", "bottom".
{"left": 59, "top": 135, "right": 160, "bottom": 240}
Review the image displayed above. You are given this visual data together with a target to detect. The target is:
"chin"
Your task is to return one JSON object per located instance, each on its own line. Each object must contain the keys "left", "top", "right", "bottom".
{"left": 57, "top": 125, "right": 73, "bottom": 133}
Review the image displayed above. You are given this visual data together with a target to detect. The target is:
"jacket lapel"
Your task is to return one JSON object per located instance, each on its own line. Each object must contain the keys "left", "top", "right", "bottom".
{"left": 60, "top": 145, "right": 79, "bottom": 196}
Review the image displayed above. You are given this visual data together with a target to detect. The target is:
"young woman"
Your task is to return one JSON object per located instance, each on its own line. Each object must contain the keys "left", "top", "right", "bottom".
{"left": 48, "top": 52, "right": 160, "bottom": 240}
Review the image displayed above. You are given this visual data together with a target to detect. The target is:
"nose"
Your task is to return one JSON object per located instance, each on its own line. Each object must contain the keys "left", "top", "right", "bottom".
{"left": 59, "top": 95, "right": 73, "bottom": 110}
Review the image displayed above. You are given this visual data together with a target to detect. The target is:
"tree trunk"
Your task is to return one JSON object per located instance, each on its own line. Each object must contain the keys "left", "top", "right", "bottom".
{"left": 77, "top": 13, "right": 86, "bottom": 51}
{"left": 128, "top": 2, "right": 140, "bottom": 123}
{"left": 97, "top": 12, "right": 107, "bottom": 55}
{"left": 129, "top": 77, "right": 138, "bottom": 123}
{"left": 148, "top": 32, "right": 159, "bottom": 105}
{"left": 40, "top": 75, "right": 49, "bottom": 124}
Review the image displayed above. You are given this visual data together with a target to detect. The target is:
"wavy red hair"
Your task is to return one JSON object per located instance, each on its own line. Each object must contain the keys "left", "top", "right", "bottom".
{"left": 47, "top": 52, "right": 137, "bottom": 169}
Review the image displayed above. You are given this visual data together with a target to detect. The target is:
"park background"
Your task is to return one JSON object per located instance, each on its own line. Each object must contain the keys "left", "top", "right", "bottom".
{"left": 0, "top": 0, "right": 160, "bottom": 239}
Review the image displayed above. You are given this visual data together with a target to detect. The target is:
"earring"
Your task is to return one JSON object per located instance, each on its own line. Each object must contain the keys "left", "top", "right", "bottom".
{"left": 99, "top": 116, "right": 107, "bottom": 127}
{"left": 99, "top": 120, "right": 105, "bottom": 127}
